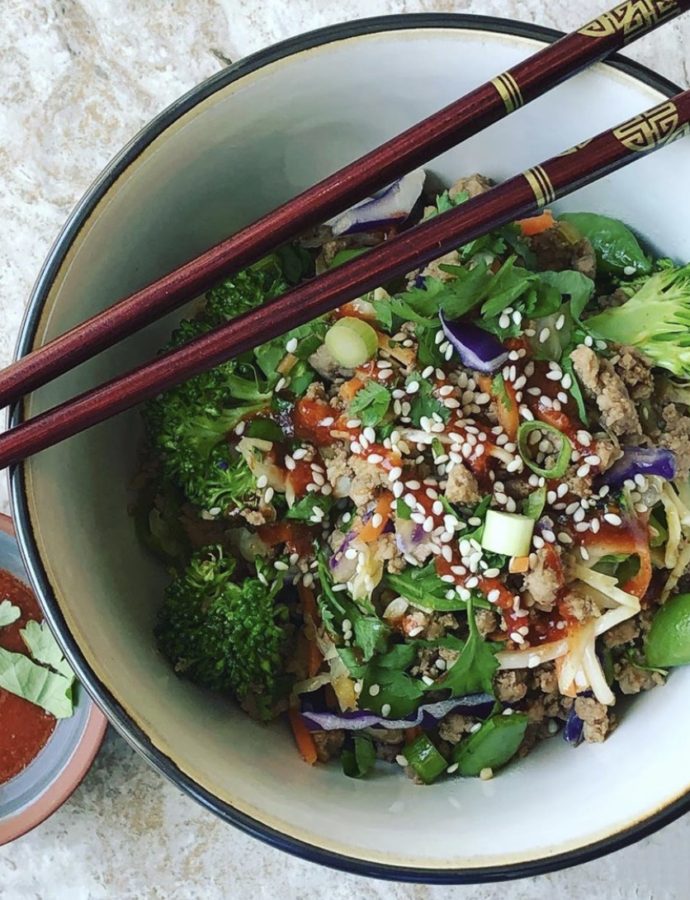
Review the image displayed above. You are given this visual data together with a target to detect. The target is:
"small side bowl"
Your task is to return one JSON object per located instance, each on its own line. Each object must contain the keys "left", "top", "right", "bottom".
{"left": 0, "top": 514, "right": 107, "bottom": 846}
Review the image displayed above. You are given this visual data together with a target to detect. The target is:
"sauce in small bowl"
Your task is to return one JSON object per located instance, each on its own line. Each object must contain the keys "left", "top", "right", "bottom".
{"left": 0, "top": 569, "right": 57, "bottom": 785}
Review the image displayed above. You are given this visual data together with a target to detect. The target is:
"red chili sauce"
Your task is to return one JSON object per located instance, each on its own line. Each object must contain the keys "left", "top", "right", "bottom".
{"left": 0, "top": 570, "right": 56, "bottom": 784}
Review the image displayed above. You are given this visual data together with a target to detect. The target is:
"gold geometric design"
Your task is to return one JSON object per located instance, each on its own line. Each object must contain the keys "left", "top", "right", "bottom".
{"left": 524, "top": 165, "right": 557, "bottom": 208}
{"left": 490, "top": 72, "right": 524, "bottom": 113}
{"left": 559, "top": 138, "right": 594, "bottom": 156}
{"left": 578, "top": 0, "right": 678, "bottom": 44}
{"left": 613, "top": 100, "right": 690, "bottom": 152}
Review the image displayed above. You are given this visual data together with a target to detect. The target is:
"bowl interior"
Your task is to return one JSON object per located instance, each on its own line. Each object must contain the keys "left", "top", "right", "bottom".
{"left": 14, "top": 23, "right": 690, "bottom": 873}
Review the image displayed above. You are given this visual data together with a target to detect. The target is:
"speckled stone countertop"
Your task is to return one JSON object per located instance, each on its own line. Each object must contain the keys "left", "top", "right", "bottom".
{"left": 1, "top": 2, "right": 690, "bottom": 897}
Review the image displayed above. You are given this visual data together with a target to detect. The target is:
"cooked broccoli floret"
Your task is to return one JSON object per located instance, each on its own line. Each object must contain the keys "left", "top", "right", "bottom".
{"left": 156, "top": 547, "right": 292, "bottom": 718}
{"left": 586, "top": 264, "right": 690, "bottom": 376}
{"left": 201, "top": 255, "right": 287, "bottom": 327}
{"left": 142, "top": 315, "right": 271, "bottom": 511}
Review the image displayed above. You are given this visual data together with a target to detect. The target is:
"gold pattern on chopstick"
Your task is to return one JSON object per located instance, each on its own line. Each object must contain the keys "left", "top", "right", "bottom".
{"left": 559, "top": 138, "right": 594, "bottom": 156}
{"left": 614, "top": 100, "right": 690, "bottom": 151}
{"left": 491, "top": 72, "right": 524, "bottom": 113}
{"left": 524, "top": 166, "right": 557, "bottom": 208}
{"left": 579, "top": 0, "right": 679, "bottom": 43}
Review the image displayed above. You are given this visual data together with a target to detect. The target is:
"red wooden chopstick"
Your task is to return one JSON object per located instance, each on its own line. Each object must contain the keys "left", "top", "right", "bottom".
{"left": 1, "top": 89, "right": 689, "bottom": 469}
{"left": 1, "top": 0, "right": 688, "bottom": 409}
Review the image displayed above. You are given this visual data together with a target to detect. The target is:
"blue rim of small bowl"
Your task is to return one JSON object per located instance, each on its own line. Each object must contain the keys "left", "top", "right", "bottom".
{"left": 8, "top": 13, "right": 689, "bottom": 883}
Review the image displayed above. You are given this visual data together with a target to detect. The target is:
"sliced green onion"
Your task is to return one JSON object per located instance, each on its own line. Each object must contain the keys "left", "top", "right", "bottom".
{"left": 522, "top": 485, "right": 546, "bottom": 521}
{"left": 324, "top": 316, "right": 378, "bottom": 368}
{"left": 452, "top": 713, "right": 528, "bottom": 776}
{"left": 402, "top": 734, "right": 447, "bottom": 784}
{"left": 481, "top": 510, "right": 534, "bottom": 557}
{"left": 517, "top": 420, "right": 572, "bottom": 478}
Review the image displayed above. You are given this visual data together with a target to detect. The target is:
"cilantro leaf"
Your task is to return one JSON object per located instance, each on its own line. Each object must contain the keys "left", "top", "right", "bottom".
{"left": 354, "top": 616, "right": 391, "bottom": 662}
{"left": 383, "top": 563, "right": 489, "bottom": 612}
{"left": 428, "top": 597, "right": 499, "bottom": 697}
{"left": 361, "top": 662, "right": 425, "bottom": 718}
{"left": 0, "top": 600, "right": 21, "bottom": 627}
{"left": 285, "top": 493, "right": 334, "bottom": 523}
{"left": 406, "top": 378, "right": 450, "bottom": 428}
{"left": 348, "top": 382, "right": 391, "bottom": 427}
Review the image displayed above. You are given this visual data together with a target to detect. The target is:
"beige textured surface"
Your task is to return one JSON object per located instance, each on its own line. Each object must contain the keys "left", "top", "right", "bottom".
{"left": 1, "top": 1, "right": 690, "bottom": 897}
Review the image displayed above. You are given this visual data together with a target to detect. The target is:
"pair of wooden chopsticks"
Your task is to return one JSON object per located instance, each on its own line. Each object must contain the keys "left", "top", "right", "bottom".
{"left": 2, "top": 0, "right": 690, "bottom": 469}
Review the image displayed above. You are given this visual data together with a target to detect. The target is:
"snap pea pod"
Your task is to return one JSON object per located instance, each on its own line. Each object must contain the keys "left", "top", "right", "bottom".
{"left": 403, "top": 734, "right": 448, "bottom": 784}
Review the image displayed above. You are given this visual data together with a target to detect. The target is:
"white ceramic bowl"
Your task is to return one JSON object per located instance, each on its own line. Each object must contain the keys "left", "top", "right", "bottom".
{"left": 11, "top": 15, "right": 690, "bottom": 882}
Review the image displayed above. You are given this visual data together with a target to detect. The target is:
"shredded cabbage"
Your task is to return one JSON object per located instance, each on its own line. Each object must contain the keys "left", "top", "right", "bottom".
{"left": 660, "top": 483, "right": 683, "bottom": 569}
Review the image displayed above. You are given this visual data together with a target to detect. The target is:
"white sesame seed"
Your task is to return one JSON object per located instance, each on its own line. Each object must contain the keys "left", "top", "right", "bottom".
{"left": 580, "top": 546, "right": 590, "bottom": 560}
{"left": 396, "top": 754, "right": 408, "bottom": 767}
{"left": 484, "top": 567, "right": 500, "bottom": 579}
{"left": 406, "top": 381, "right": 420, "bottom": 394}
{"left": 604, "top": 513, "right": 622, "bottom": 526}
{"left": 274, "top": 560, "right": 289, "bottom": 571}
{"left": 264, "top": 487, "right": 275, "bottom": 503}
{"left": 371, "top": 513, "right": 383, "bottom": 529}
{"left": 539, "top": 327, "right": 551, "bottom": 344}
{"left": 256, "top": 474, "right": 268, "bottom": 489}
{"left": 368, "top": 453, "right": 384, "bottom": 464}
{"left": 381, "top": 703, "right": 391, "bottom": 717}
{"left": 345, "top": 548, "right": 358, "bottom": 560}
{"left": 234, "top": 421, "right": 246, "bottom": 436}
{"left": 369, "top": 684, "right": 380, "bottom": 697}
{"left": 285, "top": 337, "right": 298, "bottom": 353}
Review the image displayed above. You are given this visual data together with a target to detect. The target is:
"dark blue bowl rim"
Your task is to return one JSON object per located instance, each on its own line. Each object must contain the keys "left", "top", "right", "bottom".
{"left": 9, "top": 12, "right": 689, "bottom": 884}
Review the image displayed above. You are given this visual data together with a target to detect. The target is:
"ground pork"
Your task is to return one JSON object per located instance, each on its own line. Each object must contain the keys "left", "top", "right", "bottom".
{"left": 369, "top": 728, "right": 404, "bottom": 763}
{"left": 612, "top": 346, "right": 654, "bottom": 401}
{"left": 308, "top": 344, "right": 351, "bottom": 381}
{"left": 375, "top": 532, "right": 406, "bottom": 574}
{"left": 570, "top": 344, "right": 642, "bottom": 439}
{"left": 348, "top": 457, "right": 389, "bottom": 508}
{"left": 475, "top": 608, "right": 499, "bottom": 638}
{"left": 597, "top": 287, "right": 628, "bottom": 309}
{"left": 421, "top": 250, "right": 461, "bottom": 283}
{"left": 529, "top": 662, "right": 558, "bottom": 694}
{"left": 449, "top": 173, "right": 493, "bottom": 199}
{"left": 574, "top": 696, "right": 611, "bottom": 743}
{"left": 322, "top": 445, "right": 353, "bottom": 499}
{"left": 304, "top": 380, "right": 329, "bottom": 402}
{"left": 594, "top": 438, "right": 622, "bottom": 472}
{"left": 312, "top": 730, "right": 345, "bottom": 763}
{"left": 425, "top": 613, "right": 459, "bottom": 641}
{"left": 522, "top": 546, "right": 561, "bottom": 612}
{"left": 438, "top": 713, "right": 475, "bottom": 744}
{"left": 562, "top": 588, "right": 600, "bottom": 623}
{"left": 562, "top": 466, "right": 593, "bottom": 499}
{"left": 494, "top": 670, "right": 528, "bottom": 703}
{"left": 615, "top": 659, "right": 666, "bottom": 694}
{"left": 529, "top": 226, "right": 597, "bottom": 279}
{"left": 602, "top": 617, "right": 640, "bottom": 648}
{"left": 444, "top": 463, "right": 480, "bottom": 505}
{"left": 659, "top": 403, "right": 690, "bottom": 479}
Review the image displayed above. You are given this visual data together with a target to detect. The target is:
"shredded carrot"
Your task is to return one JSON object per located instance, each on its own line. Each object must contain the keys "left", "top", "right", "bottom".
{"left": 508, "top": 556, "right": 530, "bottom": 574}
{"left": 359, "top": 491, "right": 394, "bottom": 542}
{"left": 298, "top": 584, "right": 322, "bottom": 678}
{"left": 338, "top": 376, "right": 365, "bottom": 403}
{"left": 289, "top": 708, "right": 318, "bottom": 765}
{"left": 516, "top": 210, "right": 555, "bottom": 236}
{"left": 478, "top": 374, "right": 519, "bottom": 441}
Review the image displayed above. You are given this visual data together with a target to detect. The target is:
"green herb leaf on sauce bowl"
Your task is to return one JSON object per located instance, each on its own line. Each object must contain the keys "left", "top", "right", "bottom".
{"left": 0, "top": 599, "right": 21, "bottom": 627}
{"left": 21, "top": 620, "right": 75, "bottom": 679}
{"left": 0, "top": 646, "right": 75, "bottom": 718}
